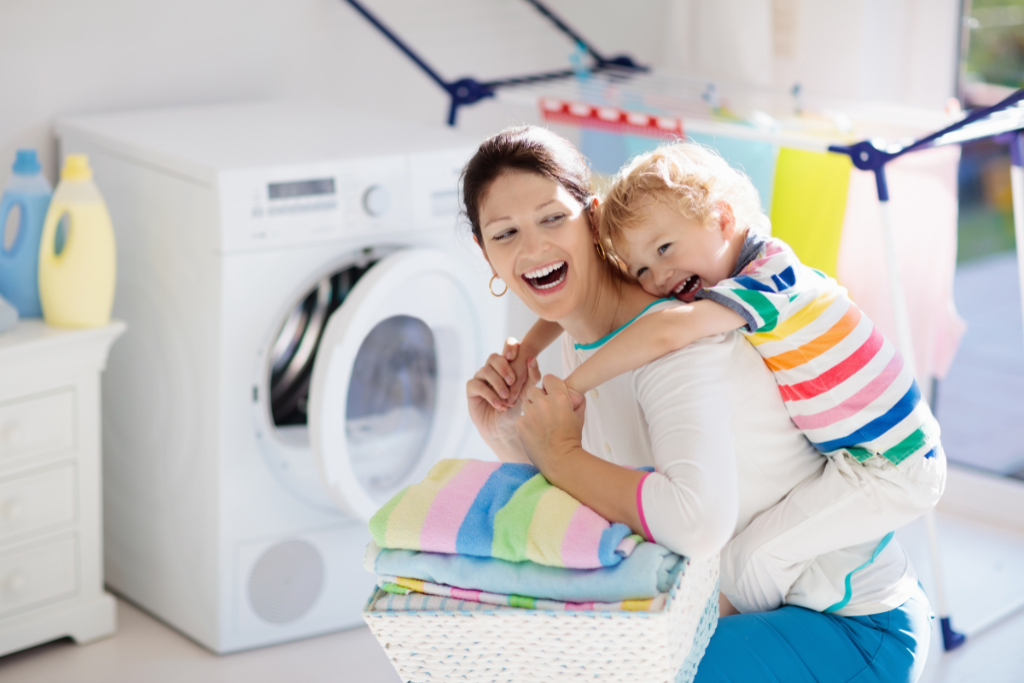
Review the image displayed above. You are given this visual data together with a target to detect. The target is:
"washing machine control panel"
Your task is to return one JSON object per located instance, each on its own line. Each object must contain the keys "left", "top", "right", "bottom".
{"left": 216, "top": 146, "right": 475, "bottom": 252}
{"left": 218, "top": 155, "right": 413, "bottom": 252}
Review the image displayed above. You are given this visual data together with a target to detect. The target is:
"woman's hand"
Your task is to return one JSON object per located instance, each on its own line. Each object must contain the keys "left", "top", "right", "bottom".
{"left": 466, "top": 338, "right": 536, "bottom": 462}
{"left": 516, "top": 363, "right": 586, "bottom": 474}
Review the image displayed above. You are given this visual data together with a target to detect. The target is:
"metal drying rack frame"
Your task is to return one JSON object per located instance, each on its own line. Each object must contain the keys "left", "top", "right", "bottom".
{"left": 342, "top": 0, "right": 646, "bottom": 126}
{"left": 341, "top": 0, "right": 1024, "bottom": 655}
{"left": 830, "top": 88, "right": 1024, "bottom": 652}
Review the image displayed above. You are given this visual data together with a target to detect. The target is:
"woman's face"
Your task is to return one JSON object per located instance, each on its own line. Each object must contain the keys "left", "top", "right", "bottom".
{"left": 477, "top": 170, "right": 596, "bottom": 322}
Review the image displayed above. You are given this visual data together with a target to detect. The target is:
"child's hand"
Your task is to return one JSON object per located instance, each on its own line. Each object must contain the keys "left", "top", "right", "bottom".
{"left": 567, "top": 388, "right": 585, "bottom": 411}
{"left": 563, "top": 374, "right": 587, "bottom": 411}
{"left": 503, "top": 337, "right": 534, "bottom": 405}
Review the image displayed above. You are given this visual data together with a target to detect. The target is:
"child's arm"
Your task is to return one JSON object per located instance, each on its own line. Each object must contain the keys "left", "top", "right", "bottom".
{"left": 566, "top": 300, "right": 746, "bottom": 394}
{"left": 519, "top": 318, "right": 564, "bottom": 361}
{"left": 502, "top": 318, "right": 564, "bottom": 403}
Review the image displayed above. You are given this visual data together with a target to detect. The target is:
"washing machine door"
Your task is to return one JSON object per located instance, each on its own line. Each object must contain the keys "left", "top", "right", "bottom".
{"left": 308, "top": 248, "right": 482, "bottom": 520}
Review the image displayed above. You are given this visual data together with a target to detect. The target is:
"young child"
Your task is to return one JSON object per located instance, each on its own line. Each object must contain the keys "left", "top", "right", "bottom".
{"left": 514, "top": 142, "right": 946, "bottom": 614}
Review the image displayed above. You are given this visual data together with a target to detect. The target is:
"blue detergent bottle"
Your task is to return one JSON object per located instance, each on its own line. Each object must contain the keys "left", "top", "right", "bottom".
{"left": 0, "top": 150, "right": 53, "bottom": 317}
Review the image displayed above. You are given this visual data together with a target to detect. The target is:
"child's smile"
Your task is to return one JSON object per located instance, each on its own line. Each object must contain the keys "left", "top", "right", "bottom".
{"left": 671, "top": 274, "right": 703, "bottom": 301}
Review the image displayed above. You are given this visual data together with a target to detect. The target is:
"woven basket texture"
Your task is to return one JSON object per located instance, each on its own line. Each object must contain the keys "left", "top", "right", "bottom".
{"left": 363, "top": 554, "right": 719, "bottom": 683}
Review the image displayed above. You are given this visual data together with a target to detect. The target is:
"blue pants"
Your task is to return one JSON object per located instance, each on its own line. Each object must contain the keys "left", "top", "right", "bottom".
{"left": 694, "top": 584, "right": 933, "bottom": 682}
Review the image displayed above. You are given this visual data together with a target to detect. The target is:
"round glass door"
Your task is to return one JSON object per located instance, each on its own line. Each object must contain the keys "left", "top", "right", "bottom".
{"left": 269, "top": 261, "right": 377, "bottom": 427}
{"left": 308, "top": 247, "right": 482, "bottom": 520}
{"left": 345, "top": 315, "right": 436, "bottom": 496}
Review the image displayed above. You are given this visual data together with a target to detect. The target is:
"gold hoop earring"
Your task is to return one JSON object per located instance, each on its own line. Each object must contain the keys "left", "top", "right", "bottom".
{"left": 489, "top": 275, "right": 508, "bottom": 297}
{"left": 595, "top": 241, "right": 607, "bottom": 261}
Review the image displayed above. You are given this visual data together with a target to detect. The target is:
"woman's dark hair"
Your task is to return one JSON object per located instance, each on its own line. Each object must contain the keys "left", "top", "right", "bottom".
{"left": 461, "top": 126, "right": 593, "bottom": 244}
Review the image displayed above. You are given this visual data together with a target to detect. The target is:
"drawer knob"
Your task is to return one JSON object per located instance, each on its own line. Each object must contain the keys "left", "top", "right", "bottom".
{"left": 0, "top": 423, "right": 22, "bottom": 447}
{"left": 1, "top": 499, "right": 24, "bottom": 521}
{"left": 4, "top": 573, "right": 26, "bottom": 595}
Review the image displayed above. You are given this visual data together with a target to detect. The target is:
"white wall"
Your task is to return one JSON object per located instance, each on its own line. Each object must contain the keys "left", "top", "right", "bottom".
{"left": 0, "top": 0, "right": 668, "bottom": 190}
{"left": 664, "top": 0, "right": 960, "bottom": 110}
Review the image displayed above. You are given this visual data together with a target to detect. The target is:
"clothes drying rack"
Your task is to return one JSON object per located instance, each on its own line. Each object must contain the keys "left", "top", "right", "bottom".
{"left": 342, "top": 0, "right": 1024, "bottom": 653}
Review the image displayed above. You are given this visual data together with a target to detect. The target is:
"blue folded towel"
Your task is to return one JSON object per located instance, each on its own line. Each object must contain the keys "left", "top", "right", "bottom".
{"left": 364, "top": 539, "right": 684, "bottom": 603}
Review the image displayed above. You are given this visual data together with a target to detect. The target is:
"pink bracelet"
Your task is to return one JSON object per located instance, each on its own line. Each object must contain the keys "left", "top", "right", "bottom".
{"left": 636, "top": 472, "right": 655, "bottom": 543}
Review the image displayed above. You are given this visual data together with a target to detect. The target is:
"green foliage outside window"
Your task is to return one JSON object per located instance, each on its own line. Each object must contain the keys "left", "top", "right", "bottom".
{"left": 966, "top": 0, "right": 1024, "bottom": 88}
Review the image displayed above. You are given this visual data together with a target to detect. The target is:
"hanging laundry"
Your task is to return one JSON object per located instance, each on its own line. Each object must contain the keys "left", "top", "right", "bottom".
{"left": 686, "top": 133, "right": 779, "bottom": 213}
{"left": 623, "top": 134, "right": 663, "bottom": 163}
{"left": 836, "top": 145, "right": 965, "bottom": 386}
{"left": 769, "top": 148, "right": 853, "bottom": 279}
{"left": 581, "top": 129, "right": 629, "bottom": 176}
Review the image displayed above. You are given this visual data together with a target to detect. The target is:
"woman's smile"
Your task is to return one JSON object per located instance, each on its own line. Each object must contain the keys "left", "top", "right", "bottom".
{"left": 521, "top": 260, "right": 569, "bottom": 293}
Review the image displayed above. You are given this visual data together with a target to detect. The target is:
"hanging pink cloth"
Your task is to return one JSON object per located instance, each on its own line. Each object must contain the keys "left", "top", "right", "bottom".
{"left": 836, "top": 145, "right": 966, "bottom": 384}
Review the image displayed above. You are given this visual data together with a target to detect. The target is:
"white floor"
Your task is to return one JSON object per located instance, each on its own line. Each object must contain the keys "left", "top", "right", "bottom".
{"left": 900, "top": 512, "right": 1024, "bottom": 683}
{"left": 2, "top": 491, "right": 1023, "bottom": 683}
{"left": 0, "top": 598, "right": 402, "bottom": 683}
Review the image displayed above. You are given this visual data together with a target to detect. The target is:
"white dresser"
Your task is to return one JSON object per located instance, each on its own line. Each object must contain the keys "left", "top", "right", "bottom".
{"left": 0, "top": 320, "right": 124, "bottom": 657}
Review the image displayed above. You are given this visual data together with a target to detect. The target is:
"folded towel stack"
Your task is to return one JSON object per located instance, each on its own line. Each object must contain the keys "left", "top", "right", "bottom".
{"left": 369, "top": 458, "right": 639, "bottom": 568}
{"left": 366, "top": 459, "right": 685, "bottom": 613}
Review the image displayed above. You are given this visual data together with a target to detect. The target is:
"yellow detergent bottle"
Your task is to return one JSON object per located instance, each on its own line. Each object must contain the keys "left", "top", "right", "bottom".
{"left": 38, "top": 155, "right": 116, "bottom": 327}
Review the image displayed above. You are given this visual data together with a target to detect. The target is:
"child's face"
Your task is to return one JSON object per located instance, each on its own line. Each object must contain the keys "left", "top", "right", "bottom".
{"left": 616, "top": 199, "right": 736, "bottom": 302}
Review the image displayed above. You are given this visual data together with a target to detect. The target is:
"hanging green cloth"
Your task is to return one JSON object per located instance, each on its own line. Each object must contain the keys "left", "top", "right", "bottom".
{"left": 768, "top": 148, "right": 852, "bottom": 278}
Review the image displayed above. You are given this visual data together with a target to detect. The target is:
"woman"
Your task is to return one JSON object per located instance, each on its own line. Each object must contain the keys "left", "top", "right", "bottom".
{"left": 463, "top": 126, "right": 932, "bottom": 682}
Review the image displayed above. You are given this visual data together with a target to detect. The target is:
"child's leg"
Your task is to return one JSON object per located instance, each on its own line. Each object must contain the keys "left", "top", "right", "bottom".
{"left": 720, "top": 447, "right": 945, "bottom": 614}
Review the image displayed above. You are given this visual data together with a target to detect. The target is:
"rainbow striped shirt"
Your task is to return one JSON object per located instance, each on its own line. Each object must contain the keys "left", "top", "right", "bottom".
{"left": 695, "top": 235, "right": 940, "bottom": 466}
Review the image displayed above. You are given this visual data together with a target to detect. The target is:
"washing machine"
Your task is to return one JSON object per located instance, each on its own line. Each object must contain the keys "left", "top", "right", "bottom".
{"left": 54, "top": 101, "right": 506, "bottom": 653}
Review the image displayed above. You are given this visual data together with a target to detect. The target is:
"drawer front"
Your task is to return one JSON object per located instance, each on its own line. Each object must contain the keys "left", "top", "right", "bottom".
{"left": 0, "top": 390, "right": 75, "bottom": 465}
{"left": 0, "top": 465, "right": 76, "bottom": 543}
{"left": 0, "top": 536, "right": 77, "bottom": 618}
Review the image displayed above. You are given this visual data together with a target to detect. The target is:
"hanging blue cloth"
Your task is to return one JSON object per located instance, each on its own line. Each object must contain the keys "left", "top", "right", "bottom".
{"left": 685, "top": 132, "right": 779, "bottom": 213}
{"left": 581, "top": 129, "right": 629, "bottom": 176}
{"left": 619, "top": 133, "right": 778, "bottom": 213}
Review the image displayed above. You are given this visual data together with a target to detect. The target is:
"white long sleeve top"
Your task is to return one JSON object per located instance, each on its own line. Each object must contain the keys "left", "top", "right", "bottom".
{"left": 562, "top": 299, "right": 920, "bottom": 616}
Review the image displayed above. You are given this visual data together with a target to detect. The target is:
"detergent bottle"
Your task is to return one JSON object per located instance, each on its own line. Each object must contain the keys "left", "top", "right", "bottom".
{"left": 38, "top": 154, "right": 116, "bottom": 327}
{"left": 0, "top": 150, "right": 53, "bottom": 317}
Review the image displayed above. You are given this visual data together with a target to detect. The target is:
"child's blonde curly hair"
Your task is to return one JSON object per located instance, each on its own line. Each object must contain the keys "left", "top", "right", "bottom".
{"left": 599, "top": 142, "right": 767, "bottom": 258}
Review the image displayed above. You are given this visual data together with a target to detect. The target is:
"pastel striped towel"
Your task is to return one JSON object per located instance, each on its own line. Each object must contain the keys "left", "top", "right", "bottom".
{"left": 377, "top": 576, "right": 667, "bottom": 613}
{"left": 369, "top": 459, "right": 640, "bottom": 569}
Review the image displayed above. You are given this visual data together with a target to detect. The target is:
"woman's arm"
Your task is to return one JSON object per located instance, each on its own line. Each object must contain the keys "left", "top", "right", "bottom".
{"left": 519, "top": 337, "right": 740, "bottom": 559}
{"left": 631, "top": 338, "right": 740, "bottom": 557}
{"left": 516, "top": 367, "right": 649, "bottom": 536}
{"left": 564, "top": 300, "right": 745, "bottom": 395}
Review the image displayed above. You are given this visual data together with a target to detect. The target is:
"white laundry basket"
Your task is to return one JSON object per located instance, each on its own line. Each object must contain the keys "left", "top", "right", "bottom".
{"left": 362, "top": 554, "right": 720, "bottom": 683}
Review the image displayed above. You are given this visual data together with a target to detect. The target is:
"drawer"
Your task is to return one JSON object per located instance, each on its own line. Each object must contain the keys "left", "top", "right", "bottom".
{"left": 0, "top": 464, "right": 76, "bottom": 543}
{"left": 0, "top": 390, "right": 76, "bottom": 465}
{"left": 0, "top": 536, "right": 77, "bottom": 618}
